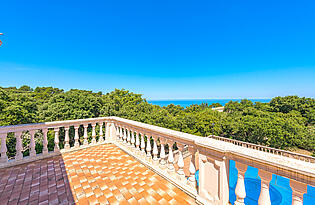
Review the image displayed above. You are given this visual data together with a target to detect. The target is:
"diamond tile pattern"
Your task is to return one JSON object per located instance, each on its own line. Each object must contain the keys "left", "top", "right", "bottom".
{"left": 0, "top": 144, "right": 196, "bottom": 204}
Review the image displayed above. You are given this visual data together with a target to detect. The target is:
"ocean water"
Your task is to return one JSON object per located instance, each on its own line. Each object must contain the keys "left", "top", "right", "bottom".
{"left": 148, "top": 99, "right": 271, "bottom": 107}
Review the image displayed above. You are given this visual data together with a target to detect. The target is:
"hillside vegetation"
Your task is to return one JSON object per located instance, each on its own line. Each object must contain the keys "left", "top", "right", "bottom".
{"left": 0, "top": 86, "right": 314, "bottom": 158}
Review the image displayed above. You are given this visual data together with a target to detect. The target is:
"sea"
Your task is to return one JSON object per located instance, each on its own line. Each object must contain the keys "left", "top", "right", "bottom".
{"left": 148, "top": 99, "right": 271, "bottom": 107}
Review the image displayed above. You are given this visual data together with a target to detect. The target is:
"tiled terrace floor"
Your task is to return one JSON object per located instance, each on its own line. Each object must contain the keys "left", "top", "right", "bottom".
{"left": 0, "top": 144, "right": 196, "bottom": 205}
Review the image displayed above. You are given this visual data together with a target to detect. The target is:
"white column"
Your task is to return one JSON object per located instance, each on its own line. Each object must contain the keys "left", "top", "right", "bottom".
{"left": 29, "top": 130, "right": 36, "bottom": 157}
{"left": 0, "top": 133, "right": 8, "bottom": 163}
{"left": 54, "top": 128, "right": 60, "bottom": 152}
{"left": 42, "top": 128, "right": 48, "bottom": 154}
{"left": 15, "top": 131, "right": 23, "bottom": 160}
{"left": 159, "top": 139, "right": 166, "bottom": 169}
{"left": 258, "top": 169, "right": 272, "bottom": 205}
{"left": 98, "top": 122, "right": 104, "bottom": 143}
{"left": 188, "top": 146, "right": 196, "bottom": 188}
{"left": 234, "top": 162, "right": 248, "bottom": 205}
{"left": 119, "top": 125, "right": 123, "bottom": 142}
{"left": 115, "top": 124, "right": 120, "bottom": 141}
{"left": 123, "top": 127, "right": 127, "bottom": 144}
{"left": 290, "top": 180, "right": 307, "bottom": 205}
{"left": 105, "top": 122, "right": 110, "bottom": 142}
{"left": 146, "top": 134, "right": 152, "bottom": 159}
{"left": 130, "top": 129, "right": 135, "bottom": 148}
{"left": 140, "top": 133, "right": 146, "bottom": 157}
{"left": 152, "top": 137, "right": 159, "bottom": 166}
{"left": 91, "top": 123, "right": 97, "bottom": 144}
{"left": 74, "top": 126, "right": 80, "bottom": 148}
{"left": 83, "top": 125, "right": 89, "bottom": 146}
{"left": 177, "top": 144, "right": 185, "bottom": 182}
{"left": 64, "top": 127, "right": 70, "bottom": 149}
{"left": 167, "top": 140, "right": 175, "bottom": 174}
{"left": 127, "top": 128, "right": 131, "bottom": 146}
{"left": 135, "top": 131, "right": 140, "bottom": 154}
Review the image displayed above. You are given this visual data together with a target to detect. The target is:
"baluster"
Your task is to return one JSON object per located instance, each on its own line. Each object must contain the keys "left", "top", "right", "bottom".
{"left": 74, "top": 126, "right": 80, "bottom": 148}
{"left": 127, "top": 128, "right": 131, "bottom": 146}
{"left": 188, "top": 146, "right": 196, "bottom": 188}
{"left": 83, "top": 124, "right": 89, "bottom": 146}
{"left": 91, "top": 123, "right": 97, "bottom": 144}
{"left": 146, "top": 134, "right": 152, "bottom": 160}
{"left": 234, "top": 162, "right": 247, "bottom": 205}
{"left": 258, "top": 169, "right": 272, "bottom": 205}
{"left": 15, "top": 131, "right": 23, "bottom": 160}
{"left": 105, "top": 122, "right": 110, "bottom": 142}
{"left": 140, "top": 132, "right": 146, "bottom": 157}
{"left": 0, "top": 133, "right": 8, "bottom": 163}
{"left": 64, "top": 127, "right": 70, "bottom": 149}
{"left": 159, "top": 138, "right": 166, "bottom": 169}
{"left": 54, "top": 128, "right": 60, "bottom": 152}
{"left": 29, "top": 130, "right": 36, "bottom": 157}
{"left": 167, "top": 140, "right": 175, "bottom": 175}
{"left": 290, "top": 180, "right": 307, "bottom": 205}
{"left": 42, "top": 128, "right": 48, "bottom": 154}
{"left": 120, "top": 126, "right": 124, "bottom": 142}
{"left": 152, "top": 136, "right": 159, "bottom": 166}
{"left": 98, "top": 122, "right": 104, "bottom": 143}
{"left": 130, "top": 129, "right": 135, "bottom": 148}
{"left": 176, "top": 143, "right": 185, "bottom": 182}
{"left": 123, "top": 127, "right": 127, "bottom": 144}
{"left": 115, "top": 124, "right": 120, "bottom": 142}
{"left": 135, "top": 131, "right": 140, "bottom": 154}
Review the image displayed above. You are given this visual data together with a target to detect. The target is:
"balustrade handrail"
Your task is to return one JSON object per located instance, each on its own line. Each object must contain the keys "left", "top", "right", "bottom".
{"left": 207, "top": 135, "right": 315, "bottom": 163}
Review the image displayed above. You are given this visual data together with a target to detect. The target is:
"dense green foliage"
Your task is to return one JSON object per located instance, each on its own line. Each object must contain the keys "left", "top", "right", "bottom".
{"left": 1, "top": 86, "right": 314, "bottom": 158}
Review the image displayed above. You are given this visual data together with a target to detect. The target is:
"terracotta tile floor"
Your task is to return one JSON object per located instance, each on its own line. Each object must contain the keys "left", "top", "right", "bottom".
{"left": 0, "top": 144, "right": 196, "bottom": 205}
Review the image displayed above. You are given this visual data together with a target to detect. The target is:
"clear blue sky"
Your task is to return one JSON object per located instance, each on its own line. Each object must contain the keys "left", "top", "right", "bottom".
{"left": 0, "top": 0, "right": 314, "bottom": 99}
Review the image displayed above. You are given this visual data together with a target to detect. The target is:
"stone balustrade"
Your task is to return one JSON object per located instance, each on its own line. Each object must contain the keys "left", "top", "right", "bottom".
{"left": 0, "top": 116, "right": 314, "bottom": 205}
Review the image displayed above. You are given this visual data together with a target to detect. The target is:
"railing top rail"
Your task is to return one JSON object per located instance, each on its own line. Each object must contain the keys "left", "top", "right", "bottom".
{"left": 207, "top": 135, "right": 315, "bottom": 161}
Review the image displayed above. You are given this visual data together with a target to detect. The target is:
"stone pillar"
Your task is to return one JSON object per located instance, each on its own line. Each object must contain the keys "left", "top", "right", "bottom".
{"left": 119, "top": 125, "right": 123, "bottom": 142}
{"left": 115, "top": 124, "right": 120, "bottom": 141}
{"left": 146, "top": 134, "right": 152, "bottom": 159}
{"left": 234, "top": 162, "right": 247, "bottom": 205}
{"left": 74, "top": 126, "right": 80, "bottom": 148}
{"left": 0, "top": 133, "right": 8, "bottom": 163}
{"left": 54, "top": 128, "right": 60, "bottom": 152}
{"left": 188, "top": 146, "right": 196, "bottom": 189}
{"left": 152, "top": 136, "right": 159, "bottom": 166}
{"left": 130, "top": 129, "right": 135, "bottom": 148}
{"left": 91, "top": 123, "right": 97, "bottom": 144}
{"left": 167, "top": 140, "right": 175, "bottom": 175}
{"left": 83, "top": 125, "right": 89, "bottom": 146}
{"left": 42, "top": 128, "right": 48, "bottom": 154}
{"left": 135, "top": 131, "right": 140, "bottom": 154}
{"left": 159, "top": 138, "right": 166, "bottom": 169}
{"left": 258, "top": 169, "right": 272, "bottom": 205}
{"left": 290, "top": 180, "right": 307, "bottom": 205}
{"left": 29, "top": 130, "right": 36, "bottom": 157}
{"left": 140, "top": 133, "right": 146, "bottom": 157}
{"left": 123, "top": 127, "right": 127, "bottom": 144}
{"left": 15, "top": 131, "right": 23, "bottom": 160}
{"left": 105, "top": 122, "right": 111, "bottom": 142}
{"left": 126, "top": 128, "right": 131, "bottom": 146}
{"left": 99, "top": 122, "right": 104, "bottom": 143}
{"left": 64, "top": 127, "right": 70, "bottom": 149}
{"left": 176, "top": 143, "right": 185, "bottom": 182}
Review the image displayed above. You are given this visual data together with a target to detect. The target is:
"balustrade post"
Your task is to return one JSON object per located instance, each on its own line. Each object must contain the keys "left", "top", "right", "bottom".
{"left": 234, "top": 162, "right": 247, "bottom": 205}
{"left": 83, "top": 125, "right": 89, "bottom": 146}
{"left": 188, "top": 146, "right": 196, "bottom": 188}
{"left": 159, "top": 138, "right": 166, "bottom": 169}
{"left": 42, "top": 128, "right": 48, "bottom": 154}
{"left": 290, "top": 180, "right": 307, "bottom": 205}
{"left": 135, "top": 131, "right": 140, "bottom": 154}
{"left": 152, "top": 136, "right": 159, "bottom": 166}
{"left": 115, "top": 124, "right": 120, "bottom": 142}
{"left": 15, "top": 131, "right": 23, "bottom": 160}
{"left": 167, "top": 140, "right": 175, "bottom": 175}
{"left": 123, "top": 127, "right": 127, "bottom": 144}
{"left": 130, "top": 129, "right": 135, "bottom": 148}
{"left": 64, "top": 127, "right": 70, "bottom": 149}
{"left": 119, "top": 125, "right": 123, "bottom": 142}
{"left": 127, "top": 128, "right": 131, "bottom": 146}
{"left": 258, "top": 169, "right": 272, "bottom": 205}
{"left": 91, "top": 123, "right": 97, "bottom": 144}
{"left": 0, "top": 133, "right": 8, "bottom": 163}
{"left": 54, "top": 128, "right": 60, "bottom": 152}
{"left": 29, "top": 130, "right": 36, "bottom": 157}
{"left": 98, "top": 122, "right": 104, "bottom": 143}
{"left": 140, "top": 133, "right": 146, "bottom": 157}
{"left": 74, "top": 126, "right": 80, "bottom": 148}
{"left": 176, "top": 143, "right": 185, "bottom": 182}
{"left": 146, "top": 134, "right": 152, "bottom": 160}
{"left": 105, "top": 122, "right": 110, "bottom": 142}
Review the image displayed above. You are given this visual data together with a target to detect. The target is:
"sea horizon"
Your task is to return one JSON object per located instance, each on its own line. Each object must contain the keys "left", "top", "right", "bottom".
{"left": 148, "top": 98, "right": 271, "bottom": 107}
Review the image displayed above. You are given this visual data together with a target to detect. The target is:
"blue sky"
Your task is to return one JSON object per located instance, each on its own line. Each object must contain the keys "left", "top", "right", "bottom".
{"left": 0, "top": 0, "right": 314, "bottom": 99}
